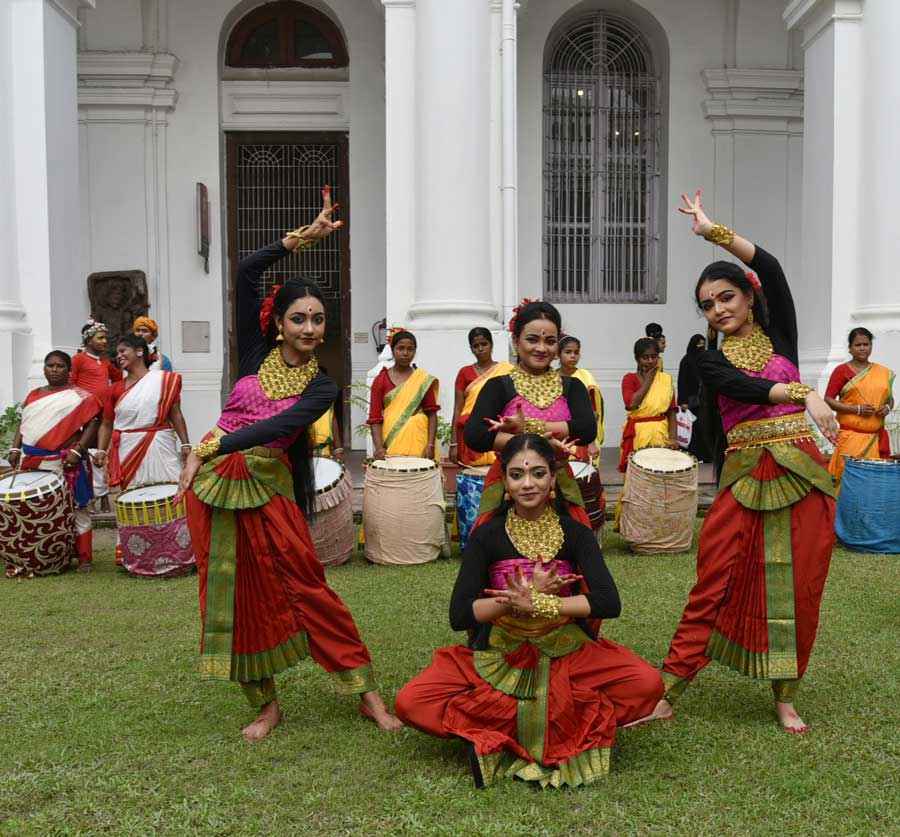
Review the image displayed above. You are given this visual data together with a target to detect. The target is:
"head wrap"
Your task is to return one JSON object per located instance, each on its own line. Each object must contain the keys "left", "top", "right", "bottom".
{"left": 132, "top": 316, "right": 159, "bottom": 338}
{"left": 81, "top": 319, "right": 108, "bottom": 343}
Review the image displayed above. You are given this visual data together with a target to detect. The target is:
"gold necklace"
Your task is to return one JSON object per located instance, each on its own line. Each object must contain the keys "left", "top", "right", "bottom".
{"left": 510, "top": 366, "right": 563, "bottom": 409}
{"left": 721, "top": 325, "right": 773, "bottom": 372}
{"left": 258, "top": 349, "right": 318, "bottom": 400}
{"left": 505, "top": 506, "right": 564, "bottom": 564}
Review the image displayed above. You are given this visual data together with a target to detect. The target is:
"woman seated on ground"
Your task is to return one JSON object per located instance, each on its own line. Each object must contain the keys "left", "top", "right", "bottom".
{"left": 367, "top": 329, "right": 439, "bottom": 461}
{"left": 450, "top": 327, "right": 513, "bottom": 468}
{"left": 395, "top": 433, "right": 663, "bottom": 789}
{"left": 557, "top": 334, "right": 604, "bottom": 464}
{"left": 618, "top": 338, "right": 677, "bottom": 472}
{"left": 824, "top": 327, "right": 895, "bottom": 489}
{"left": 7, "top": 351, "right": 103, "bottom": 574}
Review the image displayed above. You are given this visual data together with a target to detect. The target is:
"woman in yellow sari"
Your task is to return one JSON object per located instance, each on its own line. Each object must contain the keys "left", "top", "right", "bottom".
{"left": 618, "top": 337, "right": 676, "bottom": 472}
{"left": 450, "top": 328, "right": 514, "bottom": 467}
{"left": 824, "top": 327, "right": 895, "bottom": 487}
{"left": 558, "top": 335, "right": 604, "bottom": 462}
{"left": 368, "top": 330, "right": 439, "bottom": 459}
{"left": 309, "top": 406, "right": 344, "bottom": 462}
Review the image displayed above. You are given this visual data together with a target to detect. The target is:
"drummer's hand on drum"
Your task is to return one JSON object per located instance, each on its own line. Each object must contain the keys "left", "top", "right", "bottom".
{"left": 92, "top": 449, "right": 108, "bottom": 468}
{"left": 805, "top": 392, "right": 839, "bottom": 444}
{"left": 533, "top": 564, "right": 582, "bottom": 596}
{"left": 373, "top": 445, "right": 387, "bottom": 461}
{"left": 7, "top": 449, "right": 20, "bottom": 469}
{"left": 63, "top": 449, "right": 81, "bottom": 469}
{"left": 172, "top": 452, "right": 202, "bottom": 507}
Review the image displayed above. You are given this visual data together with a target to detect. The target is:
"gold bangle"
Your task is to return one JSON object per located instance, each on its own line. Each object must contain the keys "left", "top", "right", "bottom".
{"left": 285, "top": 225, "right": 316, "bottom": 251}
{"left": 785, "top": 382, "right": 813, "bottom": 405}
{"left": 193, "top": 437, "right": 221, "bottom": 462}
{"left": 530, "top": 587, "right": 562, "bottom": 620}
{"left": 523, "top": 418, "right": 547, "bottom": 435}
{"left": 704, "top": 223, "right": 735, "bottom": 246}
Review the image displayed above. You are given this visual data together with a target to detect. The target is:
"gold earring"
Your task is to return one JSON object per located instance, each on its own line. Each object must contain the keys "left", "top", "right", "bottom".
{"left": 747, "top": 309, "right": 754, "bottom": 326}
{"left": 550, "top": 488, "right": 556, "bottom": 499}
{"left": 503, "top": 490, "right": 510, "bottom": 501}
{"left": 276, "top": 327, "right": 284, "bottom": 343}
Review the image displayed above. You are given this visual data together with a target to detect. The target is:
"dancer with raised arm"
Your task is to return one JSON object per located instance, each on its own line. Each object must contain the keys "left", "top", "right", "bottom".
{"left": 174, "top": 188, "right": 402, "bottom": 742}
{"left": 651, "top": 190, "right": 839, "bottom": 734}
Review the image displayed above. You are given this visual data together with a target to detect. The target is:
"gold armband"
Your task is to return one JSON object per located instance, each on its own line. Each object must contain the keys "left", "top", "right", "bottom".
{"left": 530, "top": 588, "right": 562, "bottom": 620}
{"left": 194, "top": 437, "right": 221, "bottom": 462}
{"left": 284, "top": 225, "right": 317, "bottom": 251}
{"left": 523, "top": 418, "right": 547, "bottom": 435}
{"left": 785, "top": 382, "right": 813, "bottom": 405}
{"left": 704, "top": 223, "right": 735, "bottom": 247}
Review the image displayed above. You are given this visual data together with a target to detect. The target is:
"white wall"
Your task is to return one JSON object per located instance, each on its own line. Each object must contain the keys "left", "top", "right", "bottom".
{"left": 79, "top": 0, "right": 386, "bottom": 442}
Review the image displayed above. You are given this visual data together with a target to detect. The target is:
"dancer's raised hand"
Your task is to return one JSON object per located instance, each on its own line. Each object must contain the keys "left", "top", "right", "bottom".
{"left": 677, "top": 189, "right": 713, "bottom": 238}
{"left": 285, "top": 185, "right": 343, "bottom": 248}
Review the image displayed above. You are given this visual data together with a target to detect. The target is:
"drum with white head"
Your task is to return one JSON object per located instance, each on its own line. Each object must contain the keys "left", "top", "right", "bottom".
{"left": 308, "top": 456, "right": 355, "bottom": 567}
{"left": 0, "top": 470, "right": 74, "bottom": 576}
{"left": 569, "top": 460, "right": 606, "bottom": 532}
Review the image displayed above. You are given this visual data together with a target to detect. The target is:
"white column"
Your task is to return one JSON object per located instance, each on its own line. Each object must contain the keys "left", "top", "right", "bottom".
{"left": 500, "top": 0, "right": 519, "bottom": 333}
{"left": 856, "top": 0, "right": 900, "bottom": 370}
{"left": 382, "top": 0, "right": 417, "bottom": 327}
{"left": 785, "top": 0, "right": 864, "bottom": 387}
{"left": 408, "top": 0, "right": 500, "bottom": 411}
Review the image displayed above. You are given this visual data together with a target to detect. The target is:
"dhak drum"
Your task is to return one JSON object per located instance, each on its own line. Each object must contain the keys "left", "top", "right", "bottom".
{"left": 836, "top": 458, "right": 900, "bottom": 554}
{"left": 308, "top": 456, "right": 355, "bottom": 567}
{"left": 0, "top": 471, "right": 74, "bottom": 576}
{"left": 364, "top": 457, "right": 447, "bottom": 565}
{"left": 570, "top": 460, "right": 606, "bottom": 532}
{"left": 456, "top": 465, "right": 489, "bottom": 551}
{"left": 619, "top": 448, "right": 698, "bottom": 554}
{"left": 115, "top": 484, "right": 194, "bottom": 578}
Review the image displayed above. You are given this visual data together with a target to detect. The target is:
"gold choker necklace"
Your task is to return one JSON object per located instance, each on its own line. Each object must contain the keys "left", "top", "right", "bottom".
{"left": 505, "top": 507, "right": 564, "bottom": 563}
{"left": 258, "top": 349, "right": 318, "bottom": 400}
{"left": 510, "top": 366, "right": 563, "bottom": 409}
{"left": 721, "top": 325, "right": 773, "bottom": 372}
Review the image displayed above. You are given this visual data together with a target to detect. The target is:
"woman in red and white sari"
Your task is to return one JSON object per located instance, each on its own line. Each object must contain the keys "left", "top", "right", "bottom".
{"left": 95, "top": 335, "right": 191, "bottom": 559}
{"left": 7, "top": 351, "right": 103, "bottom": 572}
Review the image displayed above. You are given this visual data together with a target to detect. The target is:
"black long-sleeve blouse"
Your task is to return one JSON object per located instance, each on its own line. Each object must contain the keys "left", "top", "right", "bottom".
{"left": 215, "top": 240, "right": 337, "bottom": 458}
{"left": 450, "top": 514, "right": 621, "bottom": 649}
{"left": 463, "top": 374, "right": 597, "bottom": 453}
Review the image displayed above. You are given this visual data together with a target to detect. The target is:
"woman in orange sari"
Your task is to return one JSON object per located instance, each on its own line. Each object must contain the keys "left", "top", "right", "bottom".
{"left": 450, "top": 328, "right": 513, "bottom": 467}
{"left": 824, "top": 327, "right": 895, "bottom": 488}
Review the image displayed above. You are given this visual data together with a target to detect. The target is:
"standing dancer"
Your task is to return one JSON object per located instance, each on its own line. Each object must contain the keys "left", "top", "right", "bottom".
{"left": 396, "top": 434, "right": 662, "bottom": 788}
{"left": 7, "top": 351, "right": 102, "bottom": 573}
{"left": 70, "top": 320, "right": 122, "bottom": 513}
{"left": 557, "top": 334, "right": 604, "bottom": 462}
{"left": 463, "top": 300, "right": 596, "bottom": 528}
{"left": 824, "top": 327, "right": 895, "bottom": 488}
{"left": 450, "top": 328, "right": 513, "bottom": 467}
{"left": 174, "top": 188, "right": 401, "bottom": 741}
{"left": 651, "top": 190, "right": 839, "bottom": 733}
{"left": 367, "top": 329, "right": 439, "bottom": 461}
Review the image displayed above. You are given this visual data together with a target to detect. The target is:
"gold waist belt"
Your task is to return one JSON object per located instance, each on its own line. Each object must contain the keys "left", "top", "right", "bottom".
{"left": 726, "top": 413, "right": 813, "bottom": 450}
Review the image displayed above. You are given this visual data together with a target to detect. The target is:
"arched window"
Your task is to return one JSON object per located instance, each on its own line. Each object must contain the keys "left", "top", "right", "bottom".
{"left": 226, "top": 1, "right": 348, "bottom": 69}
{"left": 544, "top": 12, "right": 663, "bottom": 303}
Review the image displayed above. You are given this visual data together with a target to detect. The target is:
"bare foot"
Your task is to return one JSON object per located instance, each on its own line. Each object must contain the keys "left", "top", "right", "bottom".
{"left": 77, "top": 562, "right": 93, "bottom": 573}
{"left": 775, "top": 701, "right": 809, "bottom": 734}
{"left": 241, "top": 700, "right": 281, "bottom": 742}
{"left": 623, "top": 698, "right": 675, "bottom": 728}
{"left": 359, "top": 691, "right": 404, "bottom": 732}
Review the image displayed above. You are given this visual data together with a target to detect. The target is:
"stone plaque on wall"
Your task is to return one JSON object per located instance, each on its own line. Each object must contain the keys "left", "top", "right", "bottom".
{"left": 86, "top": 270, "right": 149, "bottom": 348}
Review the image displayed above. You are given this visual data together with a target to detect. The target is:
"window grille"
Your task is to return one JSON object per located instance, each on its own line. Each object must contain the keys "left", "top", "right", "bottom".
{"left": 543, "top": 12, "right": 662, "bottom": 303}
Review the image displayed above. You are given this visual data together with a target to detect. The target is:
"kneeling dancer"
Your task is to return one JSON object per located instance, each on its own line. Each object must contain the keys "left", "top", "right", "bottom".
{"left": 396, "top": 433, "right": 662, "bottom": 788}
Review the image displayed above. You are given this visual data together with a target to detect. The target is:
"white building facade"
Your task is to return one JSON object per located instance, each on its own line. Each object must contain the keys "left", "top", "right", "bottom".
{"left": 1, "top": 0, "right": 897, "bottom": 447}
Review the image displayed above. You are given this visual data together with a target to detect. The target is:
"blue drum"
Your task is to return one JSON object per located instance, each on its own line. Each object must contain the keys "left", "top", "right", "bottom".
{"left": 836, "top": 458, "right": 900, "bottom": 554}
{"left": 456, "top": 466, "right": 488, "bottom": 552}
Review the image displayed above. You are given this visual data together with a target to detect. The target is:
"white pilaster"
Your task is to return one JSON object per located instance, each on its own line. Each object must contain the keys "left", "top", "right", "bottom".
{"left": 785, "top": 0, "right": 865, "bottom": 387}
{"left": 382, "top": 0, "right": 417, "bottom": 328}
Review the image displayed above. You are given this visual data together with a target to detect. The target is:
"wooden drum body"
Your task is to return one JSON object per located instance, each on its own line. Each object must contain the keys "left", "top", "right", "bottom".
{"left": 363, "top": 457, "right": 446, "bottom": 565}
{"left": 115, "top": 484, "right": 195, "bottom": 578}
{"left": 0, "top": 471, "right": 74, "bottom": 576}
{"left": 620, "top": 448, "right": 698, "bottom": 554}
{"left": 836, "top": 458, "right": 900, "bottom": 554}
{"left": 308, "top": 456, "right": 355, "bottom": 567}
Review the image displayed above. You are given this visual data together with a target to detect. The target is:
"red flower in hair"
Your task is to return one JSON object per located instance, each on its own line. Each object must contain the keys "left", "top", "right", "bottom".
{"left": 508, "top": 297, "right": 537, "bottom": 334}
{"left": 259, "top": 285, "right": 283, "bottom": 335}
{"left": 745, "top": 270, "right": 761, "bottom": 292}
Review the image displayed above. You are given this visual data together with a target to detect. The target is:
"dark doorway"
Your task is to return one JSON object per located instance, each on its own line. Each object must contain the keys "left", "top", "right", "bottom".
{"left": 225, "top": 131, "right": 350, "bottom": 441}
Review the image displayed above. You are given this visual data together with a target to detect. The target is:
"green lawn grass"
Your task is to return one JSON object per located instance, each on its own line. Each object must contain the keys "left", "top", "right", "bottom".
{"left": 1, "top": 530, "right": 897, "bottom": 836}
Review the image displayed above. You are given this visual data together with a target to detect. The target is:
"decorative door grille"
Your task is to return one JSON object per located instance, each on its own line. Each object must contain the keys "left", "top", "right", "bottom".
{"left": 543, "top": 12, "right": 661, "bottom": 303}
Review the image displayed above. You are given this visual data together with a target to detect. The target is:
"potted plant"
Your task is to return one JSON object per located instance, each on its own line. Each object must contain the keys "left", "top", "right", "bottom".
{"left": 436, "top": 416, "right": 458, "bottom": 493}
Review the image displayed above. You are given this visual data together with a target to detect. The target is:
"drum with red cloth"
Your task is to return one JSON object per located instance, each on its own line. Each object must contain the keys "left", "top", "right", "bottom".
{"left": 115, "top": 483, "right": 195, "bottom": 578}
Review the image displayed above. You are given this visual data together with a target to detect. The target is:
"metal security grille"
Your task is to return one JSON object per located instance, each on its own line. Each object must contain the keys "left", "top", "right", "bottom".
{"left": 543, "top": 13, "right": 661, "bottom": 303}
{"left": 235, "top": 142, "right": 343, "bottom": 300}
